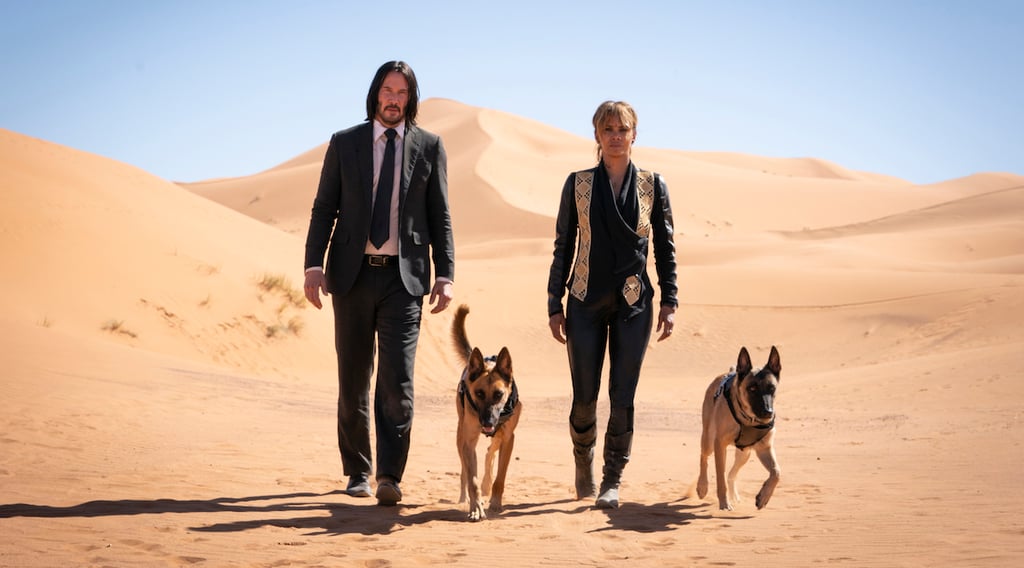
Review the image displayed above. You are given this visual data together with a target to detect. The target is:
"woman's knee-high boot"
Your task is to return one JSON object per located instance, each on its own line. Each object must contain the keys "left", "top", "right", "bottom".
{"left": 596, "top": 407, "right": 634, "bottom": 509}
{"left": 571, "top": 423, "right": 597, "bottom": 499}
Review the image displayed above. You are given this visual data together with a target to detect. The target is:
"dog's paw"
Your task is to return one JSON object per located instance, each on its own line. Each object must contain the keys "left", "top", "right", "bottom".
{"left": 755, "top": 492, "right": 770, "bottom": 509}
{"left": 468, "top": 504, "right": 486, "bottom": 522}
{"left": 718, "top": 501, "right": 734, "bottom": 511}
{"left": 488, "top": 499, "right": 503, "bottom": 514}
{"left": 696, "top": 481, "right": 708, "bottom": 499}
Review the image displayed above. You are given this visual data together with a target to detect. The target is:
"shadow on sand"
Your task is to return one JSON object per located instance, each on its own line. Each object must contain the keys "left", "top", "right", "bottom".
{"left": 1, "top": 492, "right": 719, "bottom": 535}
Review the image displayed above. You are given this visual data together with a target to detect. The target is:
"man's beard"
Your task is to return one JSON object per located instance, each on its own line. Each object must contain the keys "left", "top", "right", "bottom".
{"left": 379, "top": 105, "right": 403, "bottom": 126}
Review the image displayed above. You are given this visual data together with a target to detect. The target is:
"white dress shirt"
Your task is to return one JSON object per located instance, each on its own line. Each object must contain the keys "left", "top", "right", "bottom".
{"left": 366, "top": 120, "right": 404, "bottom": 256}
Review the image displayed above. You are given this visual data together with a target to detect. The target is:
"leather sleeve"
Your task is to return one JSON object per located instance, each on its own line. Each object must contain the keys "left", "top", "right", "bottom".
{"left": 547, "top": 173, "right": 578, "bottom": 316}
{"left": 651, "top": 173, "right": 678, "bottom": 307}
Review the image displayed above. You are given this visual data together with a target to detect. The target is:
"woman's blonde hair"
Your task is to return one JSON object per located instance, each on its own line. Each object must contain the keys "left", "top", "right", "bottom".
{"left": 592, "top": 100, "right": 638, "bottom": 161}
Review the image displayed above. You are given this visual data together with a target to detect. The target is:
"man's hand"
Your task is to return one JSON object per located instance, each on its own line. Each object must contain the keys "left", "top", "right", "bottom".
{"left": 429, "top": 280, "right": 453, "bottom": 313}
{"left": 303, "top": 269, "right": 328, "bottom": 310}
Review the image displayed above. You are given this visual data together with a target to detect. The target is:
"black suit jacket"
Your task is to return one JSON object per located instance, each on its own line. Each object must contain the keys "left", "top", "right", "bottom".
{"left": 304, "top": 122, "right": 455, "bottom": 297}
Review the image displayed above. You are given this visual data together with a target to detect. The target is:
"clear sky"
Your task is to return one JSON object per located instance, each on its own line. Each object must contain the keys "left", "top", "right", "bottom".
{"left": 2, "top": 0, "right": 1022, "bottom": 184}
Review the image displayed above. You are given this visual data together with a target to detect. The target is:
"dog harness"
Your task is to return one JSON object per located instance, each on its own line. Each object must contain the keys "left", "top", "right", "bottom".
{"left": 457, "top": 356, "right": 519, "bottom": 438}
{"left": 715, "top": 372, "right": 775, "bottom": 449}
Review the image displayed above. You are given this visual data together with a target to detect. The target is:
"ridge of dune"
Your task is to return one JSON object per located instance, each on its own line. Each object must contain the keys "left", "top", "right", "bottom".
{"left": 781, "top": 184, "right": 1024, "bottom": 238}
{"left": 184, "top": 99, "right": 560, "bottom": 242}
{"left": 473, "top": 107, "right": 595, "bottom": 220}
{"left": 775, "top": 185, "right": 1024, "bottom": 274}
{"left": 263, "top": 145, "right": 330, "bottom": 173}
{"left": 681, "top": 150, "right": 910, "bottom": 183}
{"left": 182, "top": 162, "right": 324, "bottom": 235}
{"left": 0, "top": 128, "right": 338, "bottom": 379}
{"left": 923, "top": 171, "right": 1024, "bottom": 195}
{"left": 181, "top": 99, "right": 1010, "bottom": 240}
{"left": 420, "top": 99, "right": 556, "bottom": 243}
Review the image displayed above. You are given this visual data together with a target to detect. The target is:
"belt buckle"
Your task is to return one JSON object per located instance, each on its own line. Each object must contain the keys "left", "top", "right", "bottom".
{"left": 368, "top": 255, "right": 387, "bottom": 267}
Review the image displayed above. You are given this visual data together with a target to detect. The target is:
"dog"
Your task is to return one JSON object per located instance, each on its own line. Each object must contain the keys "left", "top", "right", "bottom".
{"left": 697, "top": 345, "right": 781, "bottom": 511}
{"left": 452, "top": 304, "right": 522, "bottom": 521}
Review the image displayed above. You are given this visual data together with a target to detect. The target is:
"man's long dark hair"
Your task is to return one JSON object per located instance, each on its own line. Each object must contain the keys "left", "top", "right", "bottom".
{"left": 365, "top": 60, "right": 420, "bottom": 125}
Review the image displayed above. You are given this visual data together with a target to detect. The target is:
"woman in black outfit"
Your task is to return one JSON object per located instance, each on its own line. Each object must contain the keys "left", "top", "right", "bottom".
{"left": 547, "top": 100, "right": 678, "bottom": 509}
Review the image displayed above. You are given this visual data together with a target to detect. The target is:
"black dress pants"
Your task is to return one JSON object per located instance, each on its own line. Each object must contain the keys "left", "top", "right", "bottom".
{"left": 331, "top": 261, "right": 422, "bottom": 483}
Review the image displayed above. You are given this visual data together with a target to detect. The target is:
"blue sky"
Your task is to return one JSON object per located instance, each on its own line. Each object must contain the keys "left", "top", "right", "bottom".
{"left": 2, "top": 0, "right": 1022, "bottom": 184}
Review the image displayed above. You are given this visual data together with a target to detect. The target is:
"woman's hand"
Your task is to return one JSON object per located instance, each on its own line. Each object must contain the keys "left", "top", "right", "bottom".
{"left": 549, "top": 313, "right": 567, "bottom": 344}
{"left": 656, "top": 305, "right": 676, "bottom": 341}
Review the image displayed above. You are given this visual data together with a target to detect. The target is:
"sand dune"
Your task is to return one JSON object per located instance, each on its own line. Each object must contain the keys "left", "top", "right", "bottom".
{"left": 1, "top": 97, "right": 1022, "bottom": 567}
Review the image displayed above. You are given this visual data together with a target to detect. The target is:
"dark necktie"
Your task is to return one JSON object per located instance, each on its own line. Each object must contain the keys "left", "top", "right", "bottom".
{"left": 370, "top": 128, "right": 398, "bottom": 249}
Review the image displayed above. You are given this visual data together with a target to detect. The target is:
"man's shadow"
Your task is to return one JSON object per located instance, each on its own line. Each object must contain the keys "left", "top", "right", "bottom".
{"left": 0, "top": 491, "right": 337, "bottom": 519}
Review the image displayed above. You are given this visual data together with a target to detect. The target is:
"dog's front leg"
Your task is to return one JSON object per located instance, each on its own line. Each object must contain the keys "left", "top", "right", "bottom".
{"left": 754, "top": 439, "right": 780, "bottom": 509}
{"left": 481, "top": 435, "right": 497, "bottom": 498}
{"left": 714, "top": 439, "right": 733, "bottom": 510}
{"left": 727, "top": 447, "right": 752, "bottom": 505}
{"left": 456, "top": 397, "right": 468, "bottom": 504}
{"left": 697, "top": 428, "right": 712, "bottom": 500}
{"left": 459, "top": 438, "right": 485, "bottom": 521}
{"left": 457, "top": 434, "right": 468, "bottom": 504}
{"left": 488, "top": 431, "right": 516, "bottom": 514}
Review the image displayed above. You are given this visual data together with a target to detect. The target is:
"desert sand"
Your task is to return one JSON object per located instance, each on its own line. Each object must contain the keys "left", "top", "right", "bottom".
{"left": 1, "top": 98, "right": 1022, "bottom": 567}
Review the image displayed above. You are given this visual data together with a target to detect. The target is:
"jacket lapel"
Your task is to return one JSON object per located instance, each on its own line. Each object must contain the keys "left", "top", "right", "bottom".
{"left": 400, "top": 125, "right": 420, "bottom": 212}
{"left": 358, "top": 123, "right": 375, "bottom": 214}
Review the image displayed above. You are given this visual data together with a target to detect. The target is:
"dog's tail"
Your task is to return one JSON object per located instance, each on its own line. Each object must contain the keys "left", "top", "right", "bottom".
{"left": 451, "top": 304, "right": 472, "bottom": 365}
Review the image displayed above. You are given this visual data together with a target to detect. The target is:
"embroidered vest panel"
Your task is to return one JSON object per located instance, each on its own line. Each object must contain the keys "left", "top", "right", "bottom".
{"left": 569, "top": 169, "right": 655, "bottom": 302}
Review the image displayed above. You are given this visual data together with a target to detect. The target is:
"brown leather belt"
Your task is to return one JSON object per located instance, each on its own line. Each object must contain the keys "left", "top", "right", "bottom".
{"left": 365, "top": 254, "right": 397, "bottom": 267}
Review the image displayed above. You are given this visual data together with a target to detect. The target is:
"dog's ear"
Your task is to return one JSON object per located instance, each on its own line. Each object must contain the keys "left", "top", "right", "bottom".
{"left": 468, "top": 348, "right": 485, "bottom": 377}
{"left": 495, "top": 346, "right": 513, "bottom": 378}
{"left": 736, "top": 346, "right": 752, "bottom": 379}
{"left": 766, "top": 345, "right": 781, "bottom": 380}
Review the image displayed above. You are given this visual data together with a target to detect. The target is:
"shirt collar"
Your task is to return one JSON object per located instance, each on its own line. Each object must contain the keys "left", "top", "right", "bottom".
{"left": 373, "top": 120, "right": 405, "bottom": 141}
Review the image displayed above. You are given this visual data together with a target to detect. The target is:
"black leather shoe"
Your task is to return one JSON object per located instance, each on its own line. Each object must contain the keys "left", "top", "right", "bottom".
{"left": 376, "top": 477, "right": 402, "bottom": 506}
{"left": 346, "top": 476, "right": 373, "bottom": 498}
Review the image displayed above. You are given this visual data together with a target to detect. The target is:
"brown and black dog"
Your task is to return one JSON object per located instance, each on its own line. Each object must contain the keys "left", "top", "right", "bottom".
{"left": 452, "top": 304, "right": 523, "bottom": 521}
{"left": 697, "top": 345, "right": 782, "bottom": 511}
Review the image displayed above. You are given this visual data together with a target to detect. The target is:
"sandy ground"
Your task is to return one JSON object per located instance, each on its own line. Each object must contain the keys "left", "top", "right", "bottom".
{"left": 1, "top": 99, "right": 1022, "bottom": 567}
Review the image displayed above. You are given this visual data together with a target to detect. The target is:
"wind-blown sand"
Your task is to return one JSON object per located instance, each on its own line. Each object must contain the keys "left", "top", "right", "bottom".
{"left": 1, "top": 98, "right": 1022, "bottom": 567}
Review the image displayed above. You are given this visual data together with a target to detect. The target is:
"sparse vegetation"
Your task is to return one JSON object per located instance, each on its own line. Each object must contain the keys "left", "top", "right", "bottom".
{"left": 101, "top": 319, "right": 138, "bottom": 338}
{"left": 265, "top": 316, "right": 304, "bottom": 338}
{"left": 196, "top": 263, "right": 220, "bottom": 276}
{"left": 255, "top": 272, "right": 306, "bottom": 338}
{"left": 257, "top": 273, "right": 305, "bottom": 308}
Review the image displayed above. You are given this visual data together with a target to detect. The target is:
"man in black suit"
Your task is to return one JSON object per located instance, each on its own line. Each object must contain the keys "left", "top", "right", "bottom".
{"left": 303, "top": 60, "right": 455, "bottom": 506}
